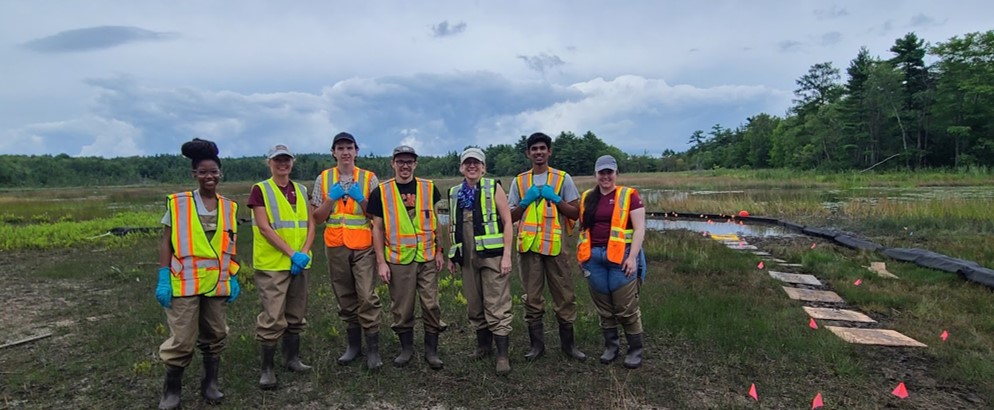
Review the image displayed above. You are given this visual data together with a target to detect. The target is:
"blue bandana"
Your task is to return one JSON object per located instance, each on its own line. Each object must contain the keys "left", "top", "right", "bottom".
{"left": 457, "top": 181, "right": 477, "bottom": 209}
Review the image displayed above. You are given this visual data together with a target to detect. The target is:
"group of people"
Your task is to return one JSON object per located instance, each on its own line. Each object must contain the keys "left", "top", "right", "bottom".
{"left": 153, "top": 132, "right": 648, "bottom": 409}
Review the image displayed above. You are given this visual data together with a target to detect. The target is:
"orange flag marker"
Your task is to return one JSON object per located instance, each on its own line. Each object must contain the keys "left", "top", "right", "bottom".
{"left": 748, "top": 383, "right": 758, "bottom": 401}
{"left": 940, "top": 330, "right": 949, "bottom": 341}
{"left": 892, "top": 382, "right": 909, "bottom": 399}
{"left": 809, "top": 318, "right": 818, "bottom": 329}
{"left": 854, "top": 279, "right": 862, "bottom": 286}
{"left": 810, "top": 243, "right": 817, "bottom": 249}
{"left": 757, "top": 261, "right": 765, "bottom": 269}
{"left": 811, "top": 392, "right": 824, "bottom": 409}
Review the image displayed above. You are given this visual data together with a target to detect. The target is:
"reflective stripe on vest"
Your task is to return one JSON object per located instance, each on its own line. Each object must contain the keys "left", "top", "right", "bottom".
{"left": 168, "top": 192, "right": 239, "bottom": 297}
{"left": 381, "top": 178, "right": 436, "bottom": 264}
{"left": 321, "top": 167, "right": 374, "bottom": 249}
{"left": 577, "top": 187, "right": 634, "bottom": 264}
{"left": 252, "top": 179, "right": 310, "bottom": 271}
{"left": 447, "top": 178, "right": 504, "bottom": 259}
{"left": 515, "top": 168, "right": 566, "bottom": 256}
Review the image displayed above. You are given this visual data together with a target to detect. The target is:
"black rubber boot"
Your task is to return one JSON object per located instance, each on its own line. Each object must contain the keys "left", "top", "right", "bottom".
{"left": 424, "top": 331, "right": 443, "bottom": 370}
{"left": 259, "top": 344, "right": 278, "bottom": 390}
{"left": 469, "top": 328, "right": 493, "bottom": 360}
{"left": 524, "top": 321, "right": 545, "bottom": 362}
{"left": 494, "top": 334, "right": 511, "bottom": 375}
{"left": 600, "top": 327, "right": 620, "bottom": 364}
{"left": 559, "top": 323, "right": 587, "bottom": 361}
{"left": 365, "top": 332, "right": 383, "bottom": 370}
{"left": 337, "top": 326, "right": 363, "bottom": 365}
{"left": 393, "top": 330, "right": 414, "bottom": 367}
{"left": 158, "top": 365, "right": 183, "bottom": 410}
{"left": 201, "top": 354, "right": 224, "bottom": 404}
{"left": 623, "top": 333, "right": 644, "bottom": 369}
{"left": 282, "top": 333, "right": 312, "bottom": 372}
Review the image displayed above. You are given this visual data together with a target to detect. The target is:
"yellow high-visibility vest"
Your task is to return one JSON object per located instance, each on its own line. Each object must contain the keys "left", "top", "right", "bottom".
{"left": 380, "top": 178, "right": 437, "bottom": 264}
{"left": 577, "top": 186, "right": 635, "bottom": 264}
{"left": 167, "top": 192, "right": 239, "bottom": 297}
{"left": 252, "top": 178, "right": 311, "bottom": 271}
{"left": 447, "top": 178, "right": 504, "bottom": 259}
{"left": 515, "top": 168, "right": 568, "bottom": 256}
{"left": 320, "top": 167, "right": 374, "bottom": 249}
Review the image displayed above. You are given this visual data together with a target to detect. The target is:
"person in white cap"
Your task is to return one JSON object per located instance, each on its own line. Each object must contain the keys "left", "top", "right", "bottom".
{"left": 445, "top": 147, "right": 514, "bottom": 374}
{"left": 367, "top": 145, "right": 447, "bottom": 370}
{"left": 311, "top": 132, "right": 384, "bottom": 369}
{"left": 248, "top": 144, "right": 315, "bottom": 389}
{"left": 576, "top": 155, "right": 647, "bottom": 369}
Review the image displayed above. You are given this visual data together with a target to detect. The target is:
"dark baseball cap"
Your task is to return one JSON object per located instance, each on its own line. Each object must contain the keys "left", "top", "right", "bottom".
{"left": 392, "top": 145, "right": 418, "bottom": 158}
{"left": 331, "top": 132, "right": 358, "bottom": 150}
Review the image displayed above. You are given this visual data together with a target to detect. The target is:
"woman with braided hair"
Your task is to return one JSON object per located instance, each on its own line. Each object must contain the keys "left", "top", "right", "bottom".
{"left": 154, "top": 138, "right": 241, "bottom": 409}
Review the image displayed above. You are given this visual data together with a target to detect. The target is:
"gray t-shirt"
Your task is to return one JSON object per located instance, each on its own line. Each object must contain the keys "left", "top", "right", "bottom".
{"left": 310, "top": 168, "right": 379, "bottom": 208}
{"left": 507, "top": 170, "right": 580, "bottom": 211}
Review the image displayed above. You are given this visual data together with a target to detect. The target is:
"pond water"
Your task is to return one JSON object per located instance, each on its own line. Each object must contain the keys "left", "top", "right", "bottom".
{"left": 437, "top": 213, "right": 796, "bottom": 237}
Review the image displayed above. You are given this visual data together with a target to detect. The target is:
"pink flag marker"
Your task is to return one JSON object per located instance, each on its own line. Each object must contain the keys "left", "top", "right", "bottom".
{"left": 810, "top": 243, "right": 817, "bottom": 249}
{"left": 809, "top": 318, "right": 818, "bottom": 329}
{"left": 941, "top": 330, "right": 949, "bottom": 341}
{"left": 757, "top": 261, "right": 765, "bottom": 269}
{"left": 748, "top": 383, "right": 758, "bottom": 401}
{"left": 854, "top": 279, "right": 863, "bottom": 286}
{"left": 811, "top": 392, "right": 824, "bottom": 409}
{"left": 892, "top": 382, "right": 909, "bottom": 399}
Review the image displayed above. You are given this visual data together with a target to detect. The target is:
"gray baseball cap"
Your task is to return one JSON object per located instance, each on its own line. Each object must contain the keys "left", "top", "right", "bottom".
{"left": 267, "top": 144, "right": 294, "bottom": 159}
{"left": 594, "top": 155, "right": 617, "bottom": 172}
{"left": 460, "top": 147, "right": 486, "bottom": 163}
{"left": 392, "top": 145, "right": 418, "bottom": 158}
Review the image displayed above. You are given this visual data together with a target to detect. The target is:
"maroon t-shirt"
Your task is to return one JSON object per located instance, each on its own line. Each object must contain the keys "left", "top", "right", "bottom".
{"left": 248, "top": 181, "right": 300, "bottom": 208}
{"left": 590, "top": 189, "right": 643, "bottom": 246}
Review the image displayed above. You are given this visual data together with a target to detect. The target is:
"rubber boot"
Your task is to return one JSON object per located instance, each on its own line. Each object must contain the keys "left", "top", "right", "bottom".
{"left": 623, "top": 333, "right": 644, "bottom": 369}
{"left": 282, "top": 333, "right": 312, "bottom": 372}
{"left": 494, "top": 334, "right": 511, "bottom": 375}
{"left": 365, "top": 332, "right": 383, "bottom": 370}
{"left": 337, "top": 326, "right": 363, "bottom": 365}
{"left": 469, "top": 328, "right": 493, "bottom": 360}
{"left": 393, "top": 330, "right": 414, "bottom": 367}
{"left": 424, "top": 331, "right": 444, "bottom": 370}
{"left": 259, "top": 344, "right": 278, "bottom": 390}
{"left": 600, "top": 327, "right": 620, "bottom": 364}
{"left": 158, "top": 365, "right": 183, "bottom": 410}
{"left": 559, "top": 323, "right": 587, "bottom": 361}
{"left": 201, "top": 354, "right": 224, "bottom": 404}
{"left": 524, "top": 321, "right": 545, "bottom": 362}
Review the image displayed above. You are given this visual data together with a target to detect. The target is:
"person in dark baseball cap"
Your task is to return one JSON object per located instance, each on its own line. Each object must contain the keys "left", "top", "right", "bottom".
{"left": 332, "top": 132, "right": 358, "bottom": 150}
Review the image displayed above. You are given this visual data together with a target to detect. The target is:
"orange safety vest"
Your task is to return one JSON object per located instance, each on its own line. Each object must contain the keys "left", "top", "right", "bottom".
{"left": 515, "top": 168, "right": 569, "bottom": 256}
{"left": 167, "top": 192, "right": 239, "bottom": 297}
{"left": 380, "top": 178, "right": 437, "bottom": 264}
{"left": 320, "top": 167, "right": 374, "bottom": 249}
{"left": 577, "top": 186, "right": 635, "bottom": 264}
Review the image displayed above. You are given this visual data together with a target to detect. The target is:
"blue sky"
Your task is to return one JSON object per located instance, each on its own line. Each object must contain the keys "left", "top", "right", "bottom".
{"left": 2, "top": 1, "right": 991, "bottom": 158}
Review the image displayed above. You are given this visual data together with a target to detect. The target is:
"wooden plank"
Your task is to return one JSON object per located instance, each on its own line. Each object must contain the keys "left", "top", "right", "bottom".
{"left": 0, "top": 332, "right": 53, "bottom": 349}
{"left": 825, "top": 326, "right": 926, "bottom": 347}
{"left": 868, "top": 262, "right": 900, "bottom": 279}
{"left": 803, "top": 307, "right": 876, "bottom": 323}
{"left": 769, "top": 271, "right": 822, "bottom": 286}
{"left": 782, "top": 287, "right": 844, "bottom": 303}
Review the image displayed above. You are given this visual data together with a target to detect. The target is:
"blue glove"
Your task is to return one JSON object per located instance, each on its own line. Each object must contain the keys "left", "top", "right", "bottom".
{"left": 346, "top": 183, "right": 365, "bottom": 203}
{"left": 227, "top": 277, "right": 241, "bottom": 303}
{"left": 155, "top": 267, "right": 172, "bottom": 308}
{"left": 328, "top": 183, "right": 346, "bottom": 201}
{"left": 290, "top": 251, "right": 310, "bottom": 276}
{"left": 519, "top": 185, "right": 542, "bottom": 208}
{"left": 540, "top": 184, "right": 562, "bottom": 204}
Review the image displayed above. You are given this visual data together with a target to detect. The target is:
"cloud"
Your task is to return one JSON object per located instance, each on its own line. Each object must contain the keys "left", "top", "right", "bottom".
{"left": 5, "top": 116, "right": 143, "bottom": 156}
{"left": 517, "top": 53, "right": 566, "bottom": 73}
{"left": 819, "top": 31, "right": 843, "bottom": 46}
{"left": 909, "top": 13, "right": 942, "bottom": 28}
{"left": 814, "top": 5, "right": 848, "bottom": 20}
{"left": 431, "top": 20, "right": 467, "bottom": 37}
{"left": 777, "top": 40, "right": 803, "bottom": 52}
{"left": 22, "top": 26, "right": 179, "bottom": 53}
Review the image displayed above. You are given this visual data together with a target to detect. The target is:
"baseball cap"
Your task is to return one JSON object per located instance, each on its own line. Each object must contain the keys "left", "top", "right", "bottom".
{"left": 267, "top": 144, "right": 294, "bottom": 159}
{"left": 594, "top": 155, "right": 618, "bottom": 172}
{"left": 392, "top": 145, "right": 418, "bottom": 158}
{"left": 460, "top": 147, "right": 486, "bottom": 164}
{"left": 331, "top": 132, "right": 358, "bottom": 150}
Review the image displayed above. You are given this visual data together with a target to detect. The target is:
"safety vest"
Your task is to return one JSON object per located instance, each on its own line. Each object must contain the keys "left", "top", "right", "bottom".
{"left": 252, "top": 179, "right": 311, "bottom": 271}
{"left": 447, "top": 178, "right": 504, "bottom": 259}
{"left": 515, "top": 168, "right": 568, "bottom": 256}
{"left": 320, "top": 167, "right": 374, "bottom": 249}
{"left": 577, "top": 186, "right": 635, "bottom": 264}
{"left": 380, "top": 178, "right": 437, "bottom": 264}
{"left": 167, "top": 192, "right": 239, "bottom": 297}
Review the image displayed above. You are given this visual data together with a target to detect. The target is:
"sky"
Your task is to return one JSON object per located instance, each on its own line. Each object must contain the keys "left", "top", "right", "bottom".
{"left": 2, "top": 1, "right": 991, "bottom": 158}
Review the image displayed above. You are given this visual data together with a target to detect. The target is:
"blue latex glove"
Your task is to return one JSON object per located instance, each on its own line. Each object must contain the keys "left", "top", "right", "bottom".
{"left": 327, "top": 183, "right": 346, "bottom": 201}
{"left": 290, "top": 251, "right": 310, "bottom": 276}
{"left": 540, "top": 184, "right": 562, "bottom": 204}
{"left": 227, "top": 277, "right": 241, "bottom": 303}
{"left": 346, "top": 183, "right": 365, "bottom": 203}
{"left": 155, "top": 267, "right": 172, "bottom": 308}
{"left": 519, "top": 185, "right": 542, "bottom": 208}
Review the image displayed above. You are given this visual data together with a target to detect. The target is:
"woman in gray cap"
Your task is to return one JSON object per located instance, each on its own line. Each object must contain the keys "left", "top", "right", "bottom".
{"left": 575, "top": 155, "right": 647, "bottom": 369}
{"left": 445, "top": 147, "right": 514, "bottom": 374}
